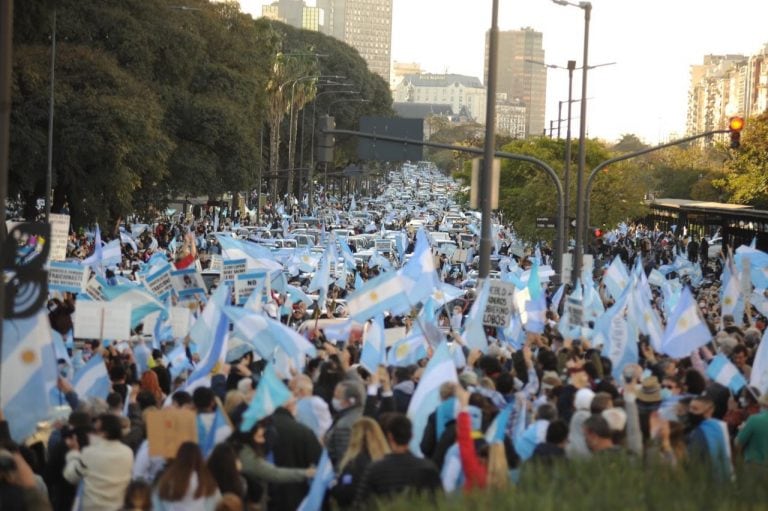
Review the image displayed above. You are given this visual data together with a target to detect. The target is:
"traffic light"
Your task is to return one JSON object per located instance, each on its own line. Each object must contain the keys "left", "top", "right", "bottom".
{"left": 728, "top": 116, "right": 744, "bottom": 149}
{"left": 317, "top": 115, "right": 335, "bottom": 163}
{"left": 593, "top": 228, "right": 603, "bottom": 239}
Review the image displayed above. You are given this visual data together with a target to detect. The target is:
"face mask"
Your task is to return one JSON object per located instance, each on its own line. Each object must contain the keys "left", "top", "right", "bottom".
{"left": 332, "top": 398, "right": 345, "bottom": 412}
{"left": 739, "top": 397, "right": 749, "bottom": 408}
{"left": 660, "top": 388, "right": 672, "bottom": 401}
{"left": 687, "top": 412, "right": 705, "bottom": 429}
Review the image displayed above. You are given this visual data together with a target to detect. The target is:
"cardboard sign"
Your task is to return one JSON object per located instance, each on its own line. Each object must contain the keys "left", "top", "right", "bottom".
{"left": 49, "top": 261, "right": 89, "bottom": 294}
{"left": 170, "top": 306, "right": 192, "bottom": 338}
{"left": 73, "top": 301, "right": 132, "bottom": 340}
{"left": 482, "top": 281, "right": 516, "bottom": 328}
{"left": 171, "top": 268, "right": 207, "bottom": 300}
{"left": 85, "top": 276, "right": 106, "bottom": 301}
{"left": 222, "top": 258, "right": 247, "bottom": 283}
{"left": 144, "top": 263, "right": 173, "bottom": 302}
{"left": 209, "top": 254, "right": 223, "bottom": 274}
{"left": 49, "top": 214, "right": 70, "bottom": 261}
{"left": 235, "top": 271, "right": 267, "bottom": 305}
{"left": 101, "top": 303, "right": 132, "bottom": 340}
{"left": 566, "top": 296, "right": 584, "bottom": 332}
{"left": 146, "top": 408, "right": 198, "bottom": 458}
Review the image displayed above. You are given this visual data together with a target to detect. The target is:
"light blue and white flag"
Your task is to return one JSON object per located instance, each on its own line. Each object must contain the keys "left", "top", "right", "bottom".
{"left": 661, "top": 286, "right": 712, "bottom": 358}
{"left": 346, "top": 271, "right": 412, "bottom": 322}
{"left": 525, "top": 260, "right": 547, "bottom": 334}
{"left": 73, "top": 354, "right": 111, "bottom": 400}
{"left": 297, "top": 449, "right": 335, "bottom": 511}
{"left": 82, "top": 224, "right": 105, "bottom": 277}
{"left": 707, "top": 354, "right": 748, "bottom": 394}
{"left": 604, "top": 256, "right": 630, "bottom": 300}
{"left": 750, "top": 328, "right": 768, "bottom": 395}
{"left": 100, "top": 283, "right": 166, "bottom": 329}
{"left": 101, "top": 239, "right": 122, "bottom": 268}
{"left": 216, "top": 234, "right": 283, "bottom": 272}
{"left": 397, "top": 229, "right": 440, "bottom": 305}
{"left": 1, "top": 311, "right": 53, "bottom": 441}
{"left": 550, "top": 283, "right": 565, "bottom": 313}
{"left": 186, "top": 286, "right": 231, "bottom": 391}
{"left": 240, "top": 363, "right": 292, "bottom": 432}
{"left": 167, "top": 343, "right": 193, "bottom": 380}
{"left": 224, "top": 306, "right": 316, "bottom": 364}
{"left": 485, "top": 401, "right": 514, "bottom": 444}
{"left": 188, "top": 284, "right": 231, "bottom": 359}
{"left": 462, "top": 281, "right": 490, "bottom": 353}
{"left": 387, "top": 331, "right": 428, "bottom": 367}
{"left": 360, "top": 315, "right": 387, "bottom": 373}
{"left": 407, "top": 342, "right": 458, "bottom": 455}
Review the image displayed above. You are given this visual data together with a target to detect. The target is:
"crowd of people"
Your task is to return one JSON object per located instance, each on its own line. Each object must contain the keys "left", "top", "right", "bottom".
{"left": 1, "top": 164, "right": 767, "bottom": 511}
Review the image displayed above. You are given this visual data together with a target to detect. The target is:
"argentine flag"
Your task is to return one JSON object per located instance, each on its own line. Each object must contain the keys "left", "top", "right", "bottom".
{"left": 387, "top": 331, "right": 428, "bottom": 367}
{"left": 661, "top": 286, "right": 712, "bottom": 358}
{"left": 604, "top": 256, "right": 630, "bottom": 301}
{"left": 186, "top": 286, "right": 231, "bottom": 391}
{"left": 346, "top": 271, "right": 412, "bottom": 322}
{"left": 73, "top": 354, "right": 111, "bottom": 400}
{"left": 101, "top": 283, "right": 165, "bottom": 329}
{"left": 297, "top": 449, "right": 335, "bottom": 511}
{"left": 216, "top": 234, "right": 282, "bottom": 272}
{"left": 240, "top": 364, "right": 292, "bottom": 432}
{"left": 750, "top": 329, "right": 768, "bottom": 395}
{"left": 360, "top": 315, "right": 387, "bottom": 373}
{"left": 485, "top": 401, "right": 514, "bottom": 444}
{"left": 407, "top": 342, "right": 458, "bottom": 455}
{"left": 706, "top": 354, "right": 748, "bottom": 394}
{"left": 1, "top": 312, "right": 53, "bottom": 441}
{"left": 224, "top": 306, "right": 316, "bottom": 364}
{"left": 189, "top": 284, "right": 231, "bottom": 360}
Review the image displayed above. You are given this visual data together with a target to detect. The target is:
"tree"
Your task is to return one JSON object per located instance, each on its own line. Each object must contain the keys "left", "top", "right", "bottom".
{"left": 714, "top": 112, "right": 768, "bottom": 208}
{"left": 611, "top": 133, "right": 649, "bottom": 154}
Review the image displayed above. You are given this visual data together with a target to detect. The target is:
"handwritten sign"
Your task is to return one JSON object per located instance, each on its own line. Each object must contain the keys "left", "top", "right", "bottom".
{"left": 49, "top": 261, "right": 89, "bottom": 294}
{"left": 146, "top": 408, "right": 198, "bottom": 458}
{"left": 145, "top": 263, "right": 173, "bottom": 302}
{"left": 48, "top": 214, "right": 70, "bottom": 261}
{"left": 222, "top": 258, "right": 247, "bottom": 283}
{"left": 235, "top": 271, "right": 266, "bottom": 305}
{"left": 482, "top": 281, "right": 516, "bottom": 328}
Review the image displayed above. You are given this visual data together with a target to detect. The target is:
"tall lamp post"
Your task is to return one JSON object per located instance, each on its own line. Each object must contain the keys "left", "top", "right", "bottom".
{"left": 552, "top": 0, "right": 591, "bottom": 286}
{"left": 45, "top": 8, "right": 56, "bottom": 222}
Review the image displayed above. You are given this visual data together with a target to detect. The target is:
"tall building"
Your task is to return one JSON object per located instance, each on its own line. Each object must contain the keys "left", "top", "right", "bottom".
{"left": 496, "top": 93, "right": 527, "bottom": 139}
{"left": 317, "top": 0, "right": 393, "bottom": 82}
{"left": 392, "top": 73, "right": 487, "bottom": 124}
{"left": 261, "top": 0, "right": 325, "bottom": 31}
{"left": 686, "top": 54, "right": 753, "bottom": 141}
{"left": 485, "top": 27, "right": 546, "bottom": 138}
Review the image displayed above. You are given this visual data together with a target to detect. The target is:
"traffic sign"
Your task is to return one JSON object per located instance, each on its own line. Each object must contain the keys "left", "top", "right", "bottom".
{"left": 536, "top": 216, "right": 557, "bottom": 229}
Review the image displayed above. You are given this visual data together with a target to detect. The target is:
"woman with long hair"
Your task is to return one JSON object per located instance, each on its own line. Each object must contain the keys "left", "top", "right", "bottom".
{"left": 206, "top": 444, "right": 246, "bottom": 502}
{"left": 140, "top": 370, "right": 165, "bottom": 405}
{"left": 331, "top": 417, "right": 391, "bottom": 508}
{"left": 153, "top": 442, "right": 221, "bottom": 511}
{"left": 232, "top": 418, "right": 315, "bottom": 509}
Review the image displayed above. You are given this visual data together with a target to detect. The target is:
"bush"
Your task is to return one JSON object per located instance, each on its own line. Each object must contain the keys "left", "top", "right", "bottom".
{"left": 370, "top": 458, "right": 768, "bottom": 511}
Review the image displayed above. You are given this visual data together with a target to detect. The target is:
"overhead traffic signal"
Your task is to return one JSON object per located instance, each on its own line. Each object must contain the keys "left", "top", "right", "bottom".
{"left": 317, "top": 115, "right": 335, "bottom": 163}
{"left": 728, "top": 116, "right": 744, "bottom": 149}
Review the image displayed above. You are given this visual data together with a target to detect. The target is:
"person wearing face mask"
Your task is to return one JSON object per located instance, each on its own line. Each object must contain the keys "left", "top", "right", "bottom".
{"left": 724, "top": 386, "right": 761, "bottom": 435}
{"left": 325, "top": 381, "right": 366, "bottom": 468}
{"left": 735, "top": 392, "right": 768, "bottom": 472}
{"left": 685, "top": 396, "right": 733, "bottom": 481}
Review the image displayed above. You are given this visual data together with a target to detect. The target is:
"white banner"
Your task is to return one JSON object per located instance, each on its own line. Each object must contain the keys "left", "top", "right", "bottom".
{"left": 49, "top": 213, "right": 71, "bottom": 261}
{"left": 48, "top": 261, "right": 88, "bottom": 294}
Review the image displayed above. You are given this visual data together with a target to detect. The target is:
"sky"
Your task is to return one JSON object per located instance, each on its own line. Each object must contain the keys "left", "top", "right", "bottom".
{"left": 239, "top": 0, "right": 768, "bottom": 144}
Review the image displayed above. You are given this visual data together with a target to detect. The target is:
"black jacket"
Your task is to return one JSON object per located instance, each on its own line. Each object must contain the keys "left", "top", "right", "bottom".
{"left": 354, "top": 452, "right": 441, "bottom": 505}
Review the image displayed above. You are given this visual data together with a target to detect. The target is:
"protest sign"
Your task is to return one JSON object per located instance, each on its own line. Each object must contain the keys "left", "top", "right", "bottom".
{"left": 48, "top": 214, "right": 70, "bottom": 261}
{"left": 146, "top": 408, "right": 198, "bottom": 458}
{"left": 482, "top": 281, "right": 516, "bottom": 328}
{"left": 235, "top": 271, "right": 266, "bottom": 305}
{"left": 171, "top": 267, "right": 206, "bottom": 300}
{"left": 100, "top": 303, "right": 132, "bottom": 340}
{"left": 209, "top": 254, "right": 223, "bottom": 274}
{"left": 48, "top": 261, "right": 88, "bottom": 294}
{"left": 170, "top": 306, "right": 192, "bottom": 338}
{"left": 566, "top": 296, "right": 584, "bottom": 331}
{"left": 85, "top": 276, "right": 106, "bottom": 301}
{"left": 144, "top": 263, "right": 173, "bottom": 301}
{"left": 73, "top": 301, "right": 103, "bottom": 339}
{"left": 222, "top": 258, "right": 247, "bottom": 283}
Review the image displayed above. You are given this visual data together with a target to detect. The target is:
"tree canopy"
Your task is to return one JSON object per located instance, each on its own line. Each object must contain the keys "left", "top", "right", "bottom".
{"left": 9, "top": 0, "right": 392, "bottom": 226}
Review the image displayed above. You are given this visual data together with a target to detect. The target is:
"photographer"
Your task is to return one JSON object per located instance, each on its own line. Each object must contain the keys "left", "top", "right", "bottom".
{"left": 0, "top": 410, "right": 52, "bottom": 510}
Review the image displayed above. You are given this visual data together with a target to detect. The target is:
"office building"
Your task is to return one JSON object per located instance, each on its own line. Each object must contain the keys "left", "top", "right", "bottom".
{"left": 261, "top": 0, "right": 325, "bottom": 31}
{"left": 317, "top": 0, "right": 393, "bottom": 82}
{"left": 485, "top": 27, "right": 546, "bottom": 137}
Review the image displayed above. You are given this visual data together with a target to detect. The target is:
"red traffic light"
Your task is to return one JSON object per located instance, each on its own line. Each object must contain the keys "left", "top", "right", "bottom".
{"left": 593, "top": 228, "right": 603, "bottom": 238}
{"left": 729, "top": 116, "right": 744, "bottom": 149}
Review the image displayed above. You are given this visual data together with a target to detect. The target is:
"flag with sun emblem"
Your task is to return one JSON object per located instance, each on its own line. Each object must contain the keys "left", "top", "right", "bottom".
{"left": 661, "top": 286, "right": 712, "bottom": 358}
{"left": 1, "top": 310, "right": 53, "bottom": 441}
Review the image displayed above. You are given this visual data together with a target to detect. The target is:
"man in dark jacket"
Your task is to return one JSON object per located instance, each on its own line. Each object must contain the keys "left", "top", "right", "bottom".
{"left": 269, "top": 403, "right": 322, "bottom": 511}
{"left": 354, "top": 414, "right": 441, "bottom": 506}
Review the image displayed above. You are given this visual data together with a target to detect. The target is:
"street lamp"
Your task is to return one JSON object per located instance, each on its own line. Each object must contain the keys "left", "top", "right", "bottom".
{"left": 551, "top": 0, "right": 591, "bottom": 286}
{"left": 45, "top": 7, "right": 57, "bottom": 222}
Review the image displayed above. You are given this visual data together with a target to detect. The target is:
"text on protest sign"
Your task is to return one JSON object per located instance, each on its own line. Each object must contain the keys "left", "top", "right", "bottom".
{"left": 222, "top": 258, "right": 247, "bottom": 283}
{"left": 482, "top": 281, "right": 516, "bottom": 328}
{"left": 48, "top": 214, "right": 70, "bottom": 262}
{"left": 144, "top": 263, "right": 173, "bottom": 302}
{"left": 48, "top": 261, "right": 89, "bottom": 294}
{"left": 171, "top": 268, "right": 207, "bottom": 301}
{"left": 566, "top": 296, "right": 584, "bottom": 331}
{"left": 235, "top": 271, "right": 267, "bottom": 305}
